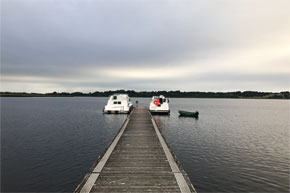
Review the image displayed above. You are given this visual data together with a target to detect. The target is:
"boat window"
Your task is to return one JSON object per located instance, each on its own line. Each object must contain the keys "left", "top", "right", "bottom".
{"left": 118, "top": 101, "right": 121, "bottom": 104}
{"left": 113, "top": 101, "right": 118, "bottom": 104}
{"left": 113, "top": 96, "right": 117, "bottom": 100}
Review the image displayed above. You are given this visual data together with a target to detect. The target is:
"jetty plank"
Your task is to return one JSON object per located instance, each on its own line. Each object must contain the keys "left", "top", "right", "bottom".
{"left": 75, "top": 107, "right": 196, "bottom": 193}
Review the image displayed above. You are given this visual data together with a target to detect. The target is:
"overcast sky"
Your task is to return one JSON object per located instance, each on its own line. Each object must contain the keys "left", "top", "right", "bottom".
{"left": 1, "top": 0, "right": 289, "bottom": 92}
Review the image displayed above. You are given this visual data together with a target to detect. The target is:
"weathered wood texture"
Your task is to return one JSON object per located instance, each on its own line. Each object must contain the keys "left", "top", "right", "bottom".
{"left": 75, "top": 107, "right": 196, "bottom": 193}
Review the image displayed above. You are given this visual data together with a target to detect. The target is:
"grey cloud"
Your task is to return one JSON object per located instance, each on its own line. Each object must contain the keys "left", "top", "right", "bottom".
{"left": 3, "top": 0, "right": 273, "bottom": 68}
{"left": 1, "top": 0, "right": 289, "bottom": 92}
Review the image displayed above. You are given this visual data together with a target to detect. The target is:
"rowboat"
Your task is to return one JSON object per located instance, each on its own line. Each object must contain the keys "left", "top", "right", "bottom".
{"left": 178, "top": 110, "right": 199, "bottom": 118}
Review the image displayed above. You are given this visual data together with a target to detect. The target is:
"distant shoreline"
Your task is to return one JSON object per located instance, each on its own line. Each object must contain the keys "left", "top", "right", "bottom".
{"left": 1, "top": 90, "right": 289, "bottom": 99}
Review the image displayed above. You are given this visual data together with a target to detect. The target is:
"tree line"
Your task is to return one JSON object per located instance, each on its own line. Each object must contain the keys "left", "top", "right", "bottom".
{"left": 0, "top": 90, "right": 289, "bottom": 99}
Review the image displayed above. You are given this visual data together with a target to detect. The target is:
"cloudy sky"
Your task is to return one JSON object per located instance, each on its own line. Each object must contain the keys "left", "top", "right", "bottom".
{"left": 1, "top": 0, "right": 289, "bottom": 93}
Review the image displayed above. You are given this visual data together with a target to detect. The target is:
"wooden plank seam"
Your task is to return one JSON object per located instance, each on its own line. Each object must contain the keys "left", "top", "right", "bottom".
{"left": 151, "top": 118, "right": 194, "bottom": 193}
{"left": 76, "top": 108, "right": 196, "bottom": 193}
{"left": 78, "top": 112, "right": 132, "bottom": 193}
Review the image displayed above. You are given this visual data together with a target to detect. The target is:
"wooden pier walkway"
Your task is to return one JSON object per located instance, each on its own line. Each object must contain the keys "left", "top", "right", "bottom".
{"left": 75, "top": 107, "right": 196, "bottom": 193}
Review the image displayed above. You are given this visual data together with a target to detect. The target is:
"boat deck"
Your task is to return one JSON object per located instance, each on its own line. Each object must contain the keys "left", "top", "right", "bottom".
{"left": 75, "top": 107, "right": 196, "bottom": 193}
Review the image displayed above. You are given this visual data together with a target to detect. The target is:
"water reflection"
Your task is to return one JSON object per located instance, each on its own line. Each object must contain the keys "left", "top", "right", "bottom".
{"left": 103, "top": 114, "right": 128, "bottom": 124}
{"left": 152, "top": 115, "right": 170, "bottom": 133}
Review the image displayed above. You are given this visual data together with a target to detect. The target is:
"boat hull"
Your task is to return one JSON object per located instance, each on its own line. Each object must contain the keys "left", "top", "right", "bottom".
{"left": 103, "top": 105, "right": 133, "bottom": 114}
{"left": 178, "top": 110, "right": 199, "bottom": 118}
{"left": 103, "top": 110, "right": 130, "bottom": 114}
{"left": 150, "top": 110, "right": 170, "bottom": 115}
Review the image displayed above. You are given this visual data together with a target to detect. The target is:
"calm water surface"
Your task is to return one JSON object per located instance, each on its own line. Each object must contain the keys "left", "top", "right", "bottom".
{"left": 1, "top": 97, "right": 289, "bottom": 192}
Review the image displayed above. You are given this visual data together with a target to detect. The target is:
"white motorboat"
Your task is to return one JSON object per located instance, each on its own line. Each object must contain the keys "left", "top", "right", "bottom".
{"left": 149, "top": 95, "right": 170, "bottom": 114}
{"left": 103, "top": 94, "right": 133, "bottom": 114}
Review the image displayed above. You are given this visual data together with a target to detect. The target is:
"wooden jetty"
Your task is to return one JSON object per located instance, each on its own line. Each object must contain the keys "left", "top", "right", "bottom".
{"left": 75, "top": 107, "right": 196, "bottom": 193}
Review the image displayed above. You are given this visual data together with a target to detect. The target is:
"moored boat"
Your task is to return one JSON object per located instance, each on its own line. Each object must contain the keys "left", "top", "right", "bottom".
{"left": 103, "top": 94, "right": 133, "bottom": 114}
{"left": 178, "top": 110, "right": 199, "bottom": 118}
{"left": 149, "top": 95, "right": 170, "bottom": 114}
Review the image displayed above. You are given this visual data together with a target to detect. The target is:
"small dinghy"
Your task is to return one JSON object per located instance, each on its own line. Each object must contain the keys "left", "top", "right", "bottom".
{"left": 178, "top": 110, "right": 199, "bottom": 118}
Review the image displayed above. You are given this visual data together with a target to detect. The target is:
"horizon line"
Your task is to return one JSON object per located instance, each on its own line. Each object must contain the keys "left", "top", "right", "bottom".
{"left": 1, "top": 90, "right": 289, "bottom": 94}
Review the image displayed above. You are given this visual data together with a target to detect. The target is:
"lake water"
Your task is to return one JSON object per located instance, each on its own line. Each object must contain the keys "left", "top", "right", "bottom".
{"left": 1, "top": 97, "right": 289, "bottom": 192}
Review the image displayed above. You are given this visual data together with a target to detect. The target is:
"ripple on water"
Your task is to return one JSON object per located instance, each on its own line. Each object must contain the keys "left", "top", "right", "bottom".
{"left": 153, "top": 98, "right": 289, "bottom": 193}
{"left": 1, "top": 97, "right": 289, "bottom": 192}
